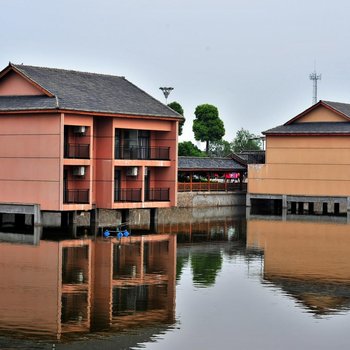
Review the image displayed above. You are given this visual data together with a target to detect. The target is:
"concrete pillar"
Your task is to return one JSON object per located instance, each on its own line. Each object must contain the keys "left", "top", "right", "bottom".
{"left": 33, "top": 205, "right": 42, "bottom": 239}
{"left": 322, "top": 202, "right": 328, "bottom": 215}
{"left": 246, "top": 194, "right": 251, "bottom": 207}
{"left": 282, "top": 195, "right": 287, "bottom": 209}
{"left": 150, "top": 208, "right": 158, "bottom": 232}
{"left": 308, "top": 202, "right": 314, "bottom": 215}
{"left": 282, "top": 208, "right": 287, "bottom": 221}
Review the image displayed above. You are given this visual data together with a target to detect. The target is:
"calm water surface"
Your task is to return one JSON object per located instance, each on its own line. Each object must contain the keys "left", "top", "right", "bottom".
{"left": 1, "top": 207, "right": 350, "bottom": 349}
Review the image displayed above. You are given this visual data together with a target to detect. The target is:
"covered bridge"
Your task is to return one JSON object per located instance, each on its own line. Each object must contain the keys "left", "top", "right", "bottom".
{"left": 178, "top": 156, "right": 247, "bottom": 192}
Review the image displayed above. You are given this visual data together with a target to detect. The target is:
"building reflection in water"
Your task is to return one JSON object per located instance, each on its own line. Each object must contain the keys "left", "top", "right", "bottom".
{"left": 154, "top": 207, "right": 246, "bottom": 243}
{"left": 0, "top": 234, "right": 176, "bottom": 341}
{"left": 247, "top": 217, "right": 350, "bottom": 316}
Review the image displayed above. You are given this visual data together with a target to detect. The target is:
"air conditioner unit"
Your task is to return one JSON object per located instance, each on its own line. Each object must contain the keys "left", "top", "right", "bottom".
{"left": 73, "top": 126, "right": 86, "bottom": 135}
{"left": 126, "top": 167, "right": 138, "bottom": 177}
{"left": 72, "top": 166, "right": 85, "bottom": 176}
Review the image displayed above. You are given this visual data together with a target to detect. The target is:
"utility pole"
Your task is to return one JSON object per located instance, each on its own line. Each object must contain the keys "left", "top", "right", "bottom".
{"left": 309, "top": 70, "right": 321, "bottom": 105}
{"left": 159, "top": 87, "right": 173, "bottom": 104}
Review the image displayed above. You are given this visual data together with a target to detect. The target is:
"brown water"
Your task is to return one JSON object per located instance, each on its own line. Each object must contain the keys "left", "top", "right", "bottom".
{"left": 1, "top": 207, "right": 350, "bottom": 349}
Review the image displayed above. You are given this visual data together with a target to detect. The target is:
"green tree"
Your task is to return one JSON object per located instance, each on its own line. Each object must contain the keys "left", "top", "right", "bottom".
{"left": 231, "top": 128, "right": 262, "bottom": 153}
{"left": 168, "top": 101, "right": 185, "bottom": 135}
{"left": 191, "top": 252, "right": 223, "bottom": 287}
{"left": 192, "top": 104, "right": 225, "bottom": 154}
{"left": 178, "top": 141, "right": 206, "bottom": 157}
{"left": 208, "top": 140, "right": 232, "bottom": 157}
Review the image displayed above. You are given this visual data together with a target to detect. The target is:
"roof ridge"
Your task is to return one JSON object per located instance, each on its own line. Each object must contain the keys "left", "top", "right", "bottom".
{"left": 11, "top": 63, "right": 126, "bottom": 79}
{"left": 121, "top": 77, "right": 183, "bottom": 118}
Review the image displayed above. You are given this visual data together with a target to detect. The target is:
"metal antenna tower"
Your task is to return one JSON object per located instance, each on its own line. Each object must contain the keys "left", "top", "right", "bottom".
{"left": 159, "top": 87, "right": 174, "bottom": 104}
{"left": 309, "top": 70, "right": 321, "bottom": 105}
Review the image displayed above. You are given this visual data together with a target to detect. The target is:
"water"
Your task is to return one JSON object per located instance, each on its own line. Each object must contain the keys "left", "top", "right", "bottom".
{"left": 1, "top": 207, "right": 350, "bottom": 349}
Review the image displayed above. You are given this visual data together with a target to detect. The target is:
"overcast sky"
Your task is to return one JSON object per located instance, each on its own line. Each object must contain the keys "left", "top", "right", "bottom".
{"left": 2, "top": 0, "right": 350, "bottom": 144}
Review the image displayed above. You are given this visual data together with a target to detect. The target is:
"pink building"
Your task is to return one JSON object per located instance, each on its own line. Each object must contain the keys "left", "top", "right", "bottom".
{"left": 0, "top": 63, "right": 182, "bottom": 231}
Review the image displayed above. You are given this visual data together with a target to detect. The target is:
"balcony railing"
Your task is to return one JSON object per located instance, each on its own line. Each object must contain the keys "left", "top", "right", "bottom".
{"left": 114, "top": 189, "right": 142, "bottom": 202}
{"left": 178, "top": 182, "right": 247, "bottom": 192}
{"left": 115, "top": 146, "right": 170, "bottom": 160}
{"left": 145, "top": 188, "right": 170, "bottom": 201}
{"left": 64, "top": 189, "right": 90, "bottom": 204}
{"left": 64, "top": 143, "right": 90, "bottom": 159}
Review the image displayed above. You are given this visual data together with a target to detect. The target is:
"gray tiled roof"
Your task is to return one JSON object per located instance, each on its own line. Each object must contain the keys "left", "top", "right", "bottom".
{"left": 263, "top": 122, "right": 350, "bottom": 135}
{"left": 0, "top": 95, "right": 57, "bottom": 110}
{"left": 0, "top": 64, "right": 181, "bottom": 118}
{"left": 178, "top": 156, "right": 246, "bottom": 171}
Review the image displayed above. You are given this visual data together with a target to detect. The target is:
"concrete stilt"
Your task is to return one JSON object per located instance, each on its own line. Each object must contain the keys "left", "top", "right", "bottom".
{"left": 246, "top": 193, "right": 251, "bottom": 207}
{"left": 33, "top": 204, "right": 42, "bottom": 240}
{"left": 282, "top": 195, "right": 287, "bottom": 209}
{"left": 282, "top": 208, "right": 287, "bottom": 221}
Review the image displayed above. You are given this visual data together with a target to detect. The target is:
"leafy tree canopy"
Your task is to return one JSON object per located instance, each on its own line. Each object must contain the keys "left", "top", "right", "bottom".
{"left": 178, "top": 141, "right": 206, "bottom": 157}
{"left": 208, "top": 140, "right": 232, "bottom": 157}
{"left": 168, "top": 101, "right": 185, "bottom": 136}
{"left": 192, "top": 104, "right": 225, "bottom": 153}
{"left": 231, "top": 128, "right": 262, "bottom": 153}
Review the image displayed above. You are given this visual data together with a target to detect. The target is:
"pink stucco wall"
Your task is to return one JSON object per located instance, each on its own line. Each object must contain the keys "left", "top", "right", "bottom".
{"left": 0, "top": 70, "right": 45, "bottom": 96}
{"left": 0, "top": 113, "right": 61, "bottom": 210}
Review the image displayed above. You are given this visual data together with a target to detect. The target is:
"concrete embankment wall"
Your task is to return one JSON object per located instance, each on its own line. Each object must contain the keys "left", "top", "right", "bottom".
{"left": 41, "top": 192, "right": 246, "bottom": 228}
{"left": 177, "top": 192, "right": 246, "bottom": 208}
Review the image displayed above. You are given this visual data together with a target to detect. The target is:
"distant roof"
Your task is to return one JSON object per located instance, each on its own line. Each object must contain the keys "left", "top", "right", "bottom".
{"left": 263, "top": 100, "right": 350, "bottom": 135}
{"left": 263, "top": 122, "right": 350, "bottom": 135}
{"left": 237, "top": 150, "right": 265, "bottom": 164}
{"left": 321, "top": 100, "right": 350, "bottom": 119}
{"left": 0, "top": 63, "right": 182, "bottom": 118}
{"left": 178, "top": 156, "right": 246, "bottom": 172}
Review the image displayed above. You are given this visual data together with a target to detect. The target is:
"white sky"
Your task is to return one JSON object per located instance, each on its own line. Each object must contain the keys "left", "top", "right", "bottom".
{"left": 2, "top": 0, "right": 350, "bottom": 144}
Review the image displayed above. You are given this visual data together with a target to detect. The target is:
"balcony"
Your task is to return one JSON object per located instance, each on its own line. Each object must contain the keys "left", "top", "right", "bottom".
{"left": 145, "top": 188, "right": 170, "bottom": 201}
{"left": 114, "top": 189, "right": 142, "bottom": 202}
{"left": 64, "top": 143, "right": 90, "bottom": 159}
{"left": 64, "top": 189, "right": 90, "bottom": 204}
{"left": 115, "top": 146, "right": 170, "bottom": 160}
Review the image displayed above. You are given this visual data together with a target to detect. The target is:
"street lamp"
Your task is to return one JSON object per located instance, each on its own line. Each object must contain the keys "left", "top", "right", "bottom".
{"left": 159, "top": 87, "right": 174, "bottom": 104}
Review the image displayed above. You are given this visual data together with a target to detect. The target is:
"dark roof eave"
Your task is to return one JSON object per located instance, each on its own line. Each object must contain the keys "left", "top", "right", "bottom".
{"left": 0, "top": 106, "right": 183, "bottom": 119}
{"left": 263, "top": 132, "right": 350, "bottom": 136}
